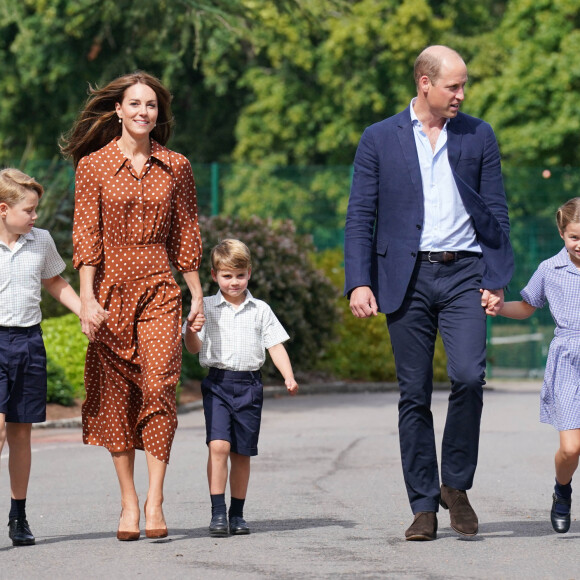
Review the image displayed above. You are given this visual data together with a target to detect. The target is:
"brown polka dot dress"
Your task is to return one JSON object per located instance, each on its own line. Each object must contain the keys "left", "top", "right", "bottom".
{"left": 72, "top": 137, "right": 202, "bottom": 463}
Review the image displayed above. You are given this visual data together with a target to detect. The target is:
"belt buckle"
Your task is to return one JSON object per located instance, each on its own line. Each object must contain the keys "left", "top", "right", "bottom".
{"left": 428, "top": 251, "right": 456, "bottom": 263}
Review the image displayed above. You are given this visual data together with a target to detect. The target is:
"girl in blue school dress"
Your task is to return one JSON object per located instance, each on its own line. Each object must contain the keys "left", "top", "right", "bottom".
{"left": 499, "top": 197, "right": 580, "bottom": 534}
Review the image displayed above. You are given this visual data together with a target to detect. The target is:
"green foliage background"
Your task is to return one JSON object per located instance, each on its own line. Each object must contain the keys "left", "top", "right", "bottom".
{"left": 1, "top": 0, "right": 579, "bottom": 171}
{"left": 42, "top": 313, "right": 87, "bottom": 405}
{"left": 3, "top": 0, "right": 578, "bottom": 398}
{"left": 314, "top": 249, "right": 449, "bottom": 382}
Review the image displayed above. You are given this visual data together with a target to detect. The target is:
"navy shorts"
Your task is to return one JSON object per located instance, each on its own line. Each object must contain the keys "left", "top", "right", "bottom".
{"left": 201, "top": 368, "right": 263, "bottom": 457}
{"left": 0, "top": 324, "right": 47, "bottom": 423}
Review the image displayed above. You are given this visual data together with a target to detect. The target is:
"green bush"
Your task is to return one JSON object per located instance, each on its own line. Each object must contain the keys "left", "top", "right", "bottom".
{"left": 42, "top": 313, "right": 87, "bottom": 399}
{"left": 314, "top": 248, "right": 449, "bottom": 382}
{"left": 46, "top": 354, "right": 75, "bottom": 406}
{"left": 180, "top": 214, "right": 339, "bottom": 378}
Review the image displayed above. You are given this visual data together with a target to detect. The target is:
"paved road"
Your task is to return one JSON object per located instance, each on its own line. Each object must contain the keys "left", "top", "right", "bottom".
{"left": 0, "top": 381, "right": 577, "bottom": 579}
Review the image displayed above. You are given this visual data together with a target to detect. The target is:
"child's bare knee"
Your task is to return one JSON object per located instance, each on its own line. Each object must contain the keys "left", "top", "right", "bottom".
{"left": 209, "top": 439, "right": 231, "bottom": 457}
{"left": 559, "top": 443, "right": 580, "bottom": 462}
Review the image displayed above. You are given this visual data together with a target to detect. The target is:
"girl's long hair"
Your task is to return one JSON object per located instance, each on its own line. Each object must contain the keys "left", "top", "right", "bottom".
{"left": 60, "top": 71, "right": 174, "bottom": 168}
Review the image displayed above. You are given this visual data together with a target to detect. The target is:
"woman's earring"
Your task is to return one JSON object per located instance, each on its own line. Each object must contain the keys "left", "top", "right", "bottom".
{"left": 118, "top": 118, "right": 122, "bottom": 123}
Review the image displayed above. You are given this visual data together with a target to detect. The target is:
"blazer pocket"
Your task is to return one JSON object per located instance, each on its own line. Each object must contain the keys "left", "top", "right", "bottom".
{"left": 375, "top": 238, "right": 388, "bottom": 256}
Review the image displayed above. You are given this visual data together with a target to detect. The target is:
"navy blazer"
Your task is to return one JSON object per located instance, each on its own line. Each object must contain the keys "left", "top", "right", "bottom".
{"left": 344, "top": 107, "right": 514, "bottom": 314}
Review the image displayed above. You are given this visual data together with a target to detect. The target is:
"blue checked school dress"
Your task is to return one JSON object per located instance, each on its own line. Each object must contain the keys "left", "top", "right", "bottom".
{"left": 521, "top": 247, "right": 580, "bottom": 431}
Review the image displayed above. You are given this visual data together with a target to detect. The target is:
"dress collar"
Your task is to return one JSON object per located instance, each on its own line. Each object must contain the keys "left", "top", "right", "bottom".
{"left": 102, "top": 137, "right": 173, "bottom": 175}
{"left": 552, "top": 247, "right": 580, "bottom": 273}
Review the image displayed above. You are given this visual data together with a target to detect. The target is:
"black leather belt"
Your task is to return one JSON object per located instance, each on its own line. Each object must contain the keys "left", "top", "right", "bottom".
{"left": 418, "top": 251, "right": 480, "bottom": 263}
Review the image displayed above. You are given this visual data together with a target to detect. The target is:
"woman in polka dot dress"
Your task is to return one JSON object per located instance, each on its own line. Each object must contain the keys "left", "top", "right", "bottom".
{"left": 61, "top": 71, "right": 203, "bottom": 541}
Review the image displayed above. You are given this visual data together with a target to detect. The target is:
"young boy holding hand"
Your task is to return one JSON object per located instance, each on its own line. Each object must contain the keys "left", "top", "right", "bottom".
{"left": 0, "top": 169, "right": 100, "bottom": 546}
{"left": 183, "top": 239, "right": 298, "bottom": 536}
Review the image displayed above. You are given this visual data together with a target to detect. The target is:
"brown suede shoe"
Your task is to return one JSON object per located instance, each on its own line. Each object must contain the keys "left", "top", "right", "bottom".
{"left": 405, "top": 511, "right": 437, "bottom": 541}
{"left": 440, "top": 484, "right": 478, "bottom": 536}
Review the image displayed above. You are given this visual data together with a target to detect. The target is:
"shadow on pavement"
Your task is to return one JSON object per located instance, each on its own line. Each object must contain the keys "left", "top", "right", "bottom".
{"left": 0, "top": 517, "right": 358, "bottom": 548}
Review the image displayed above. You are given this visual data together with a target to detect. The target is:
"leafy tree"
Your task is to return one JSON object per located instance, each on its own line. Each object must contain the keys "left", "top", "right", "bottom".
{"left": 465, "top": 0, "right": 580, "bottom": 166}
{"left": 3, "top": 0, "right": 578, "bottom": 170}
{"left": 230, "top": 0, "right": 451, "bottom": 165}
{"left": 0, "top": 0, "right": 304, "bottom": 163}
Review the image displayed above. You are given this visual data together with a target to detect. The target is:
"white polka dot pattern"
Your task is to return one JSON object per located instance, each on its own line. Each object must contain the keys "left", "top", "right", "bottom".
{"left": 72, "top": 138, "right": 202, "bottom": 463}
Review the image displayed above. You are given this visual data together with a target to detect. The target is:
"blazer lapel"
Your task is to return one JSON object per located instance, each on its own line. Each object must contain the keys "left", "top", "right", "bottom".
{"left": 396, "top": 109, "right": 423, "bottom": 204}
{"left": 446, "top": 116, "right": 463, "bottom": 170}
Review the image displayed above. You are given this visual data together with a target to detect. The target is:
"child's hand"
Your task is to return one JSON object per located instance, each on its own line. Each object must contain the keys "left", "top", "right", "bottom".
{"left": 480, "top": 288, "right": 504, "bottom": 317}
{"left": 80, "top": 297, "right": 109, "bottom": 341}
{"left": 285, "top": 378, "right": 299, "bottom": 396}
{"left": 188, "top": 313, "right": 205, "bottom": 333}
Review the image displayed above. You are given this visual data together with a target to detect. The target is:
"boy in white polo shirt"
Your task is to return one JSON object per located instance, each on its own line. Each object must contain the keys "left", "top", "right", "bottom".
{"left": 0, "top": 168, "right": 102, "bottom": 546}
{"left": 183, "top": 239, "right": 298, "bottom": 536}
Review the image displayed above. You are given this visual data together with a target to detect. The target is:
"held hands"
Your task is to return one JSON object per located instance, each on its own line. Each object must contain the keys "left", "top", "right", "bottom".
{"left": 186, "top": 312, "right": 206, "bottom": 333}
{"left": 480, "top": 288, "right": 505, "bottom": 316}
{"left": 80, "top": 296, "right": 109, "bottom": 341}
{"left": 285, "top": 378, "right": 299, "bottom": 396}
{"left": 349, "top": 286, "right": 378, "bottom": 318}
{"left": 186, "top": 298, "right": 204, "bottom": 327}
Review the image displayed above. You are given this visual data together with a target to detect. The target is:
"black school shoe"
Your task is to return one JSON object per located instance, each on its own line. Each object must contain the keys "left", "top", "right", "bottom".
{"left": 550, "top": 493, "right": 572, "bottom": 533}
{"left": 229, "top": 515, "right": 250, "bottom": 535}
{"left": 209, "top": 513, "right": 229, "bottom": 537}
{"left": 8, "top": 518, "right": 35, "bottom": 546}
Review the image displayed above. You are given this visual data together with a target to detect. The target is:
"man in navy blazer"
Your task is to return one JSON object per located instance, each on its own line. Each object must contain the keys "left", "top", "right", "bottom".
{"left": 344, "top": 45, "right": 513, "bottom": 541}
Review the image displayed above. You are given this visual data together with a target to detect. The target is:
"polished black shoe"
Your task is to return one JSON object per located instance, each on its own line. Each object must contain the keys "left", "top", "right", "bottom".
{"left": 550, "top": 493, "right": 571, "bottom": 533}
{"left": 229, "top": 515, "right": 250, "bottom": 535}
{"left": 8, "top": 518, "right": 35, "bottom": 546}
{"left": 209, "top": 513, "right": 228, "bottom": 537}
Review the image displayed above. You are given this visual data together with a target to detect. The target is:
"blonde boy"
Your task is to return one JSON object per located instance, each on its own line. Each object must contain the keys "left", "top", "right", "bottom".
{"left": 0, "top": 168, "right": 91, "bottom": 546}
{"left": 183, "top": 239, "right": 298, "bottom": 536}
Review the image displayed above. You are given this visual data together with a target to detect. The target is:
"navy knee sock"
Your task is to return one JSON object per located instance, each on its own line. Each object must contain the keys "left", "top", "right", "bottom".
{"left": 554, "top": 478, "right": 572, "bottom": 515}
{"left": 229, "top": 497, "right": 245, "bottom": 518}
{"left": 210, "top": 494, "right": 227, "bottom": 517}
{"left": 9, "top": 498, "right": 26, "bottom": 520}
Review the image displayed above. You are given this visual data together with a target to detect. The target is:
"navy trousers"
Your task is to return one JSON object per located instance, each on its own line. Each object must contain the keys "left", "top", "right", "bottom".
{"left": 386, "top": 256, "right": 486, "bottom": 513}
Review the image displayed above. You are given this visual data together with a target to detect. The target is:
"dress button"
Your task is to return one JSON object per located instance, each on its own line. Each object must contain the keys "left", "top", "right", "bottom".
{"left": 411, "top": 252, "right": 417, "bottom": 257}
{"left": 416, "top": 224, "right": 422, "bottom": 230}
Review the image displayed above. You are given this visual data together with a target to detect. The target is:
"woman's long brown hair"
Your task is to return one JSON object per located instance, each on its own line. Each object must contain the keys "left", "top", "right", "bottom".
{"left": 60, "top": 71, "right": 174, "bottom": 168}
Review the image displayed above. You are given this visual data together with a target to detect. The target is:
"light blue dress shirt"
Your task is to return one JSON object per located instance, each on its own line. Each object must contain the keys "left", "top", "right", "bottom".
{"left": 410, "top": 99, "right": 481, "bottom": 253}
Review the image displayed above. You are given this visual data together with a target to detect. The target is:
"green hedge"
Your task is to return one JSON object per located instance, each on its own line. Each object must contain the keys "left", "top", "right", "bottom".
{"left": 42, "top": 313, "right": 87, "bottom": 404}
{"left": 314, "top": 248, "right": 449, "bottom": 382}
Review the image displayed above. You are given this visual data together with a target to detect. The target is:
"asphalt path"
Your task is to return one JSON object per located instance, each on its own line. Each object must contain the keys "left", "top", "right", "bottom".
{"left": 0, "top": 381, "right": 578, "bottom": 579}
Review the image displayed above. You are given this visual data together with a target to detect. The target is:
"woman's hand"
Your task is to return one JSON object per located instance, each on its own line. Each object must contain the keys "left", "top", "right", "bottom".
{"left": 186, "top": 297, "right": 204, "bottom": 325}
{"left": 182, "top": 271, "right": 204, "bottom": 325}
{"left": 80, "top": 295, "right": 108, "bottom": 341}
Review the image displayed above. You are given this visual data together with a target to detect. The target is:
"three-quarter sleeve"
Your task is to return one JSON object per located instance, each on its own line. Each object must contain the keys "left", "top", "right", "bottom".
{"left": 72, "top": 156, "right": 104, "bottom": 269}
{"left": 166, "top": 155, "right": 202, "bottom": 272}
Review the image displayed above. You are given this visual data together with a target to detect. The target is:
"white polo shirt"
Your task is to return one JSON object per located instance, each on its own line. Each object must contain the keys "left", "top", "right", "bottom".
{"left": 0, "top": 228, "right": 66, "bottom": 326}
{"left": 183, "top": 290, "right": 290, "bottom": 371}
